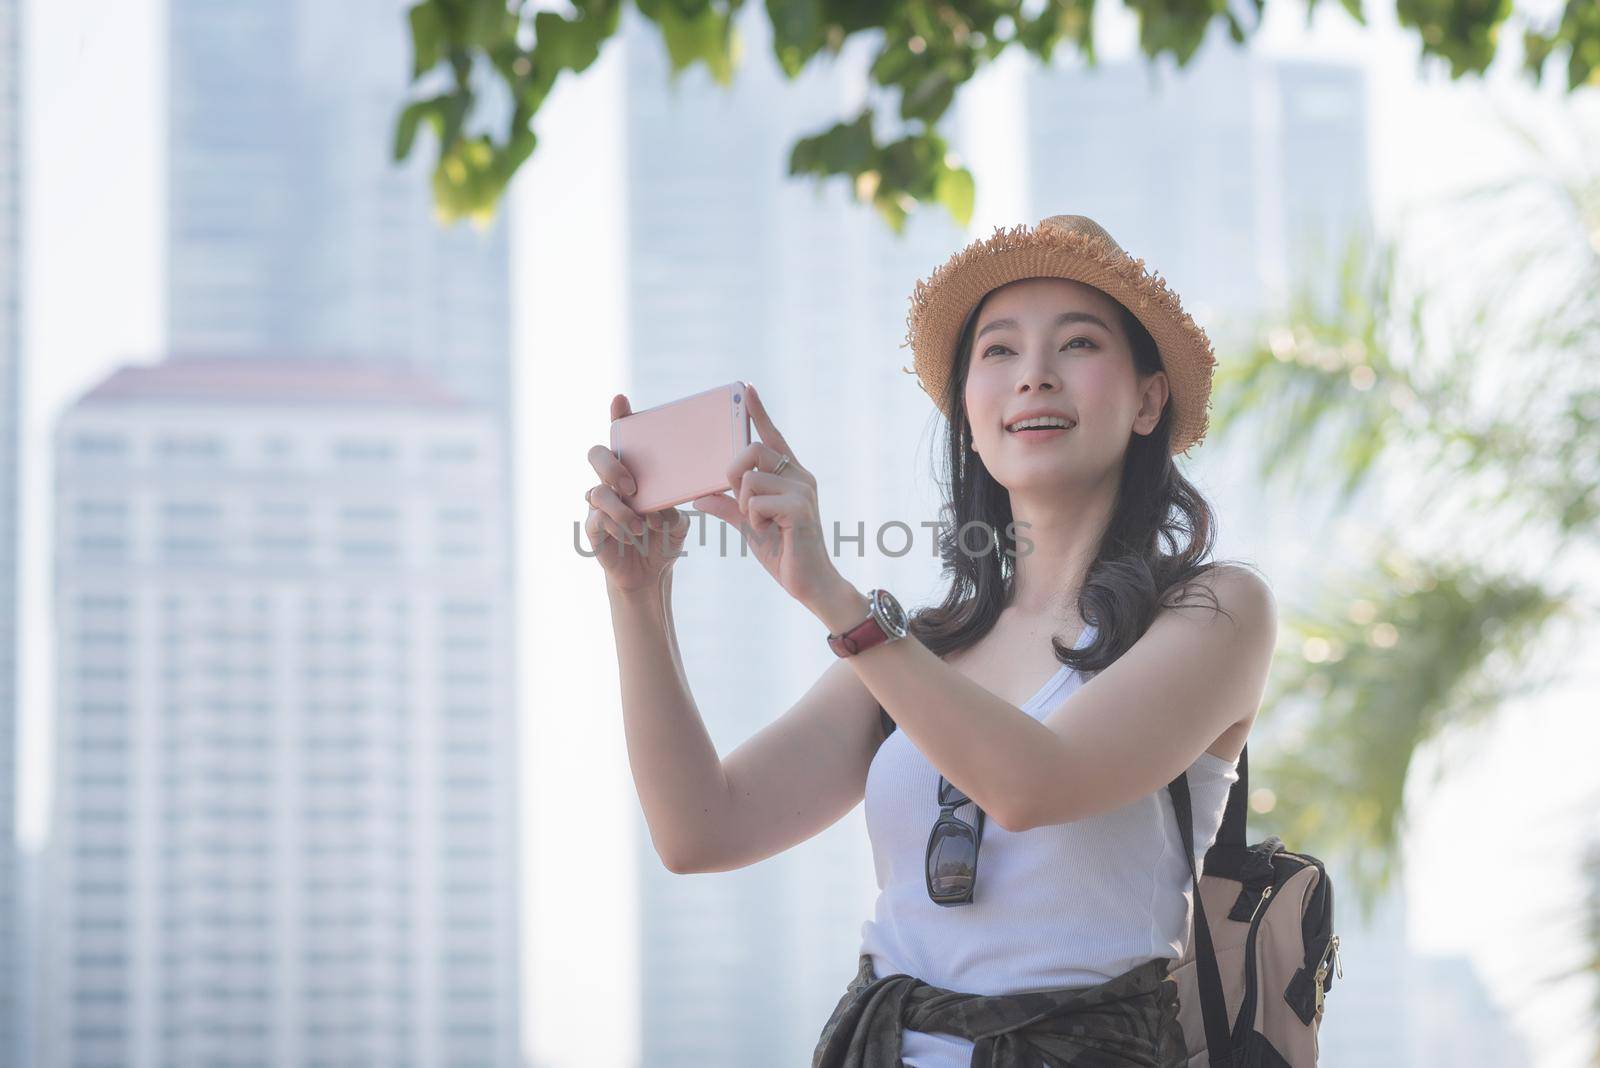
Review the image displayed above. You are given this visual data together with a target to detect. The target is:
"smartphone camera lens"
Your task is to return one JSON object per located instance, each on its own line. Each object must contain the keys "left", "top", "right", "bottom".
{"left": 733, "top": 393, "right": 742, "bottom": 404}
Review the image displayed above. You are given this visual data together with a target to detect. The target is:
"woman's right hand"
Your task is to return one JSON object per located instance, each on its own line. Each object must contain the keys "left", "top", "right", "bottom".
{"left": 585, "top": 393, "right": 692, "bottom": 593}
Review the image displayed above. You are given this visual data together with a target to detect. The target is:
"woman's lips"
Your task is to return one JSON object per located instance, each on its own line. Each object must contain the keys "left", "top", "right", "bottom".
{"left": 1006, "top": 425, "right": 1073, "bottom": 441}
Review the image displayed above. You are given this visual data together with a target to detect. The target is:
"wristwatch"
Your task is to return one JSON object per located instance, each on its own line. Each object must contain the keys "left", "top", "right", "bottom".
{"left": 827, "top": 588, "right": 910, "bottom": 657}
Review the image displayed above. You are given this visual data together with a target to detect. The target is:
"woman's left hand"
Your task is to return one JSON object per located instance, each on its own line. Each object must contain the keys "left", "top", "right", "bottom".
{"left": 693, "top": 384, "right": 845, "bottom": 615}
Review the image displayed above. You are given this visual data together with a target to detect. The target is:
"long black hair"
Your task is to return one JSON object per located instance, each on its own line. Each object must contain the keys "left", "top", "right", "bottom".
{"left": 905, "top": 282, "right": 1257, "bottom": 677}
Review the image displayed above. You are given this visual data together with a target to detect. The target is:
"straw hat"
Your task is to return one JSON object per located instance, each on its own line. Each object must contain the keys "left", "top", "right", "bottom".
{"left": 901, "top": 214, "right": 1218, "bottom": 457}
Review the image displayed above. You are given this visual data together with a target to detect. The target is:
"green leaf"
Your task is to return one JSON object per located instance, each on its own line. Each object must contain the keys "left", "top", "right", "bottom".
{"left": 899, "top": 66, "right": 957, "bottom": 123}
{"left": 1336, "top": 0, "right": 1367, "bottom": 27}
{"left": 438, "top": 89, "right": 471, "bottom": 151}
{"left": 789, "top": 109, "right": 877, "bottom": 176}
{"left": 868, "top": 40, "right": 916, "bottom": 87}
{"left": 398, "top": 0, "right": 1597, "bottom": 231}
{"left": 934, "top": 164, "right": 974, "bottom": 228}
{"left": 460, "top": 1, "right": 515, "bottom": 50}
{"left": 769, "top": 0, "right": 825, "bottom": 78}
{"left": 1223, "top": 10, "right": 1246, "bottom": 44}
{"left": 1394, "top": 0, "right": 1513, "bottom": 79}
{"left": 393, "top": 96, "right": 442, "bottom": 161}
{"left": 651, "top": 1, "right": 741, "bottom": 86}
{"left": 408, "top": 1, "right": 445, "bottom": 79}
{"left": 535, "top": 10, "right": 605, "bottom": 72}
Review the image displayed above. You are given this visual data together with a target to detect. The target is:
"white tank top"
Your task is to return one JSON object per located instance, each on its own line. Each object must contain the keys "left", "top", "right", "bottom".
{"left": 857, "top": 622, "right": 1241, "bottom": 1068}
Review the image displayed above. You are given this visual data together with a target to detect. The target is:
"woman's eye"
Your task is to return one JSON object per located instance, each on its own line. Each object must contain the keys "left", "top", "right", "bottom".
{"left": 981, "top": 338, "right": 1093, "bottom": 358}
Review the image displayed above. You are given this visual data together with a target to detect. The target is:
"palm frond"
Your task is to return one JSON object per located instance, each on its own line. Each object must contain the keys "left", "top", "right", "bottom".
{"left": 1247, "top": 549, "right": 1573, "bottom": 922}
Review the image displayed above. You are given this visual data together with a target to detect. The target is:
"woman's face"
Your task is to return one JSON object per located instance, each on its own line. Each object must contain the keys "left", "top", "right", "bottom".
{"left": 962, "top": 277, "right": 1168, "bottom": 491}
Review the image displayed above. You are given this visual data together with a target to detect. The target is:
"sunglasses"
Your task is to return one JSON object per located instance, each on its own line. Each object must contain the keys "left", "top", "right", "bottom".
{"left": 926, "top": 775, "right": 987, "bottom": 906}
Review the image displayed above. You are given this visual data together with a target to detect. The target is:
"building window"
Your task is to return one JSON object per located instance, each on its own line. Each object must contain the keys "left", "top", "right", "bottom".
{"left": 156, "top": 435, "right": 226, "bottom": 462}
{"left": 427, "top": 440, "right": 478, "bottom": 464}
{"left": 332, "top": 438, "right": 395, "bottom": 464}
{"left": 76, "top": 499, "right": 127, "bottom": 520}
{"left": 71, "top": 433, "right": 129, "bottom": 459}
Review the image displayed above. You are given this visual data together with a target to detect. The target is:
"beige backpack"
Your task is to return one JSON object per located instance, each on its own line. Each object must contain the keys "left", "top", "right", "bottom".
{"left": 1166, "top": 746, "right": 1341, "bottom": 1066}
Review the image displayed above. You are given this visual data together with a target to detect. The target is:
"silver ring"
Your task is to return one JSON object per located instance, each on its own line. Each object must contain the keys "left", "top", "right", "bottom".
{"left": 772, "top": 453, "right": 790, "bottom": 476}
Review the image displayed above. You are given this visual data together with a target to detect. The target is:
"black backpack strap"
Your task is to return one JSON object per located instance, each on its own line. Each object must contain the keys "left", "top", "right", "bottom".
{"left": 1215, "top": 743, "right": 1249, "bottom": 849}
{"left": 1169, "top": 768, "right": 1234, "bottom": 1066}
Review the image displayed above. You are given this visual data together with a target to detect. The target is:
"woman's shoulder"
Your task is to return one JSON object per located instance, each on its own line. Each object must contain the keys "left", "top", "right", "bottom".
{"left": 1162, "top": 562, "right": 1275, "bottom": 621}
{"left": 1208, "top": 565, "right": 1275, "bottom": 632}
{"left": 1152, "top": 563, "right": 1278, "bottom": 704}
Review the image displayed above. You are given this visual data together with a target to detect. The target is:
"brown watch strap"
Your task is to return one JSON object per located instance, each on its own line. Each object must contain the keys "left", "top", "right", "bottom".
{"left": 828, "top": 612, "right": 891, "bottom": 657}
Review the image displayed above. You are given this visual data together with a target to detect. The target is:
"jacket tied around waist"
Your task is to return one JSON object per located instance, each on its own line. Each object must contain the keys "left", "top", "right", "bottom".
{"left": 812, "top": 952, "right": 1189, "bottom": 1068}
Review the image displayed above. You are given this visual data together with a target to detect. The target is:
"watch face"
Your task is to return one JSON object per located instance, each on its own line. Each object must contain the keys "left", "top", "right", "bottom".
{"left": 873, "top": 589, "right": 909, "bottom": 638}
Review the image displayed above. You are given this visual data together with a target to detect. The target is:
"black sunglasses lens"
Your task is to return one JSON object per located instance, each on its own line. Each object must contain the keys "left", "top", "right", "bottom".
{"left": 928, "top": 824, "right": 977, "bottom": 897}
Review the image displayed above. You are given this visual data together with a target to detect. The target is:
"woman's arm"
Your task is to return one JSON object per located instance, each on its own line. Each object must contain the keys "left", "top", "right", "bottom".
{"left": 807, "top": 566, "right": 1276, "bottom": 833}
{"left": 609, "top": 568, "right": 890, "bottom": 876}
{"left": 607, "top": 569, "right": 731, "bottom": 872}
{"left": 658, "top": 565, "right": 694, "bottom": 696}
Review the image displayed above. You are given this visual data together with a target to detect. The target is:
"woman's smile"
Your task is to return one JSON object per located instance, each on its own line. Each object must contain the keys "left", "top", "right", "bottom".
{"left": 1006, "top": 424, "right": 1074, "bottom": 443}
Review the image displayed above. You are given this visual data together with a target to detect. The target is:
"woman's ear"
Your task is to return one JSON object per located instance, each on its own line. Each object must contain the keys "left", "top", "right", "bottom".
{"left": 1134, "top": 371, "right": 1170, "bottom": 435}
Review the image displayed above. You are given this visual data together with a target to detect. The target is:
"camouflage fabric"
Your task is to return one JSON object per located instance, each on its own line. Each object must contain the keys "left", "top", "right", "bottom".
{"left": 813, "top": 952, "right": 1188, "bottom": 1068}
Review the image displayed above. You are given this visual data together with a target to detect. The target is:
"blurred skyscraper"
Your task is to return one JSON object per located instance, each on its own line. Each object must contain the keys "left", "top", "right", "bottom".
{"left": 1024, "top": 36, "right": 1536, "bottom": 1063}
{"left": 1021, "top": 35, "right": 1379, "bottom": 615}
{"left": 14, "top": 844, "right": 39, "bottom": 1068}
{"left": 1022, "top": 32, "right": 1371, "bottom": 343}
{"left": 0, "top": 0, "right": 22, "bottom": 1063}
{"left": 1028, "top": 27, "right": 1385, "bottom": 1059}
{"left": 45, "top": 358, "right": 520, "bottom": 1066}
{"left": 616, "top": 4, "right": 968, "bottom": 1064}
{"left": 150, "top": 0, "right": 521, "bottom": 1063}
{"left": 165, "top": 0, "right": 514, "bottom": 422}
{"left": 611, "top": 12, "right": 1377, "bottom": 1066}
{"left": 613, "top": 12, "right": 1400, "bottom": 1065}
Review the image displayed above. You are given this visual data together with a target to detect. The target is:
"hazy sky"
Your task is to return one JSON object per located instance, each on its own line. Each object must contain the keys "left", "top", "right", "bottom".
{"left": 18, "top": 0, "right": 1598, "bottom": 1065}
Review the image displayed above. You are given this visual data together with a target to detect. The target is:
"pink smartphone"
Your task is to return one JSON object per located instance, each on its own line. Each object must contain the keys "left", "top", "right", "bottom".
{"left": 609, "top": 381, "right": 752, "bottom": 514}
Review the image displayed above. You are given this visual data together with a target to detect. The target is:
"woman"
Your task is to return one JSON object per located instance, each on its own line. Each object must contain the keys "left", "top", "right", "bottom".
{"left": 583, "top": 215, "right": 1278, "bottom": 1067}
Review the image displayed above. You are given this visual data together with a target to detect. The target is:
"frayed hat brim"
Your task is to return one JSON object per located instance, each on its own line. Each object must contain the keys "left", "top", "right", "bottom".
{"left": 901, "top": 215, "right": 1217, "bottom": 457}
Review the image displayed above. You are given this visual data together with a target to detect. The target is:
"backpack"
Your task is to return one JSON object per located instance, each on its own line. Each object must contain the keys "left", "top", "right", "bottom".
{"left": 1166, "top": 745, "right": 1341, "bottom": 1067}
{"left": 874, "top": 709, "right": 1341, "bottom": 1064}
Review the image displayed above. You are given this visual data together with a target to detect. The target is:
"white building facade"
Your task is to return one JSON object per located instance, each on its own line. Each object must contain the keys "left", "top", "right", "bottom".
{"left": 0, "top": 0, "right": 21, "bottom": 1061}
{"left": 46, "top": 358, "right": 520, "bottom": 1067}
